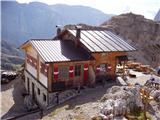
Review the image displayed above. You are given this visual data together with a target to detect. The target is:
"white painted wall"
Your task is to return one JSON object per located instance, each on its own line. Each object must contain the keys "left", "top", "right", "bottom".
{"left": 25, "top": 71, "right": 48, "bottom": 108}
{"left": 39, "top": 73, "right": 48, "bottom": 88}
{"left": 26, "top": 63, "right": 37, "bottom": 78}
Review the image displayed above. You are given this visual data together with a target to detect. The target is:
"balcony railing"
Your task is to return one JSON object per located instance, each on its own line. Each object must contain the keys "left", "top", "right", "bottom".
{"left": 52, "top": 80, "right": 77, "bottom": 92}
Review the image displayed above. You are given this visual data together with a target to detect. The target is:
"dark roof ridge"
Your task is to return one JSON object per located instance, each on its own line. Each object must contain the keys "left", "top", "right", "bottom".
{"left": 66, "top": 27, "right": 109, "bottom": 31}
{"left": 30, "top": 39, "right": 60, "bottom": 41}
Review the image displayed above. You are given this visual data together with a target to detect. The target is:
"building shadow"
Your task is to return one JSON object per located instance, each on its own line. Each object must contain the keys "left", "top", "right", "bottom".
{"left": 1, "top": 77, "right": 27, "bottom": 119}
{"left": 43, "top": 80, "right": 119, "bottom": 118}
{"left": 1, "top": 76, "right": 19, "bottom": 92}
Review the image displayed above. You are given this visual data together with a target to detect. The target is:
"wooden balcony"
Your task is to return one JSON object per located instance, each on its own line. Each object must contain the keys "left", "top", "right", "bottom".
{"left": 52, "top": 80, "right": 80, "bottom": 92}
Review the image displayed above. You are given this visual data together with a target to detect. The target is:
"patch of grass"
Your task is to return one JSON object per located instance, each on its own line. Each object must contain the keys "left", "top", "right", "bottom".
{"left": 92, "top": 116, "right": 103, "bottom": 120}
{"left": 48, "top": 105, "right": 69, "bottom": 118}
{"left": 126, "top": 112, "right": 152, "bottom": 120}
{"left": 74, "top": 115, "right": 82, "bottom": 120}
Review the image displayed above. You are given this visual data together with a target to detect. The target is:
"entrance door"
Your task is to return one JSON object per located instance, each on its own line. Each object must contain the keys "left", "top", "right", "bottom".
{"left": 83, "top": 64, "right": 88, "bottom": 85}
{"left": 32, "top": 82, "right": 35, "bottom": 100}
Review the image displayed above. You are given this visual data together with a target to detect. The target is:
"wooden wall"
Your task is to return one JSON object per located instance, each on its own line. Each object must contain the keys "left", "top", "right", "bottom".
{"left": 92, "top": 52, "right": 127, "bottom": 76}
{"left": 22, "top": 40, "right": 128, "bottom": 93}
{"left": 22, "top": 43, "right": 49, "bottom": 89}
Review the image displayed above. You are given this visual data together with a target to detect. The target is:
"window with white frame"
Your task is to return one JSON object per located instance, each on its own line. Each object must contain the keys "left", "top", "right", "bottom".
{"left": 58, "top": 66, "right": 68, "bottom": 78}
{"left": 75, "top": 65, "right": 81, "bottom": 76}
{"left": 100, "top": 64, "right": 107, "bottom": 72}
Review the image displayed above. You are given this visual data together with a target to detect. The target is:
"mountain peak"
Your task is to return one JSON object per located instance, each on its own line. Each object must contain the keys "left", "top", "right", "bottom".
{"left": 154, "top": 9, "right": 160, "bottom": 22}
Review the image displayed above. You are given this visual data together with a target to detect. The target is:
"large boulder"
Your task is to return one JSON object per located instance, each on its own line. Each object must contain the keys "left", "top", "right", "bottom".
{"left": 100, "top": 86, "right": 143, "bottom": 118}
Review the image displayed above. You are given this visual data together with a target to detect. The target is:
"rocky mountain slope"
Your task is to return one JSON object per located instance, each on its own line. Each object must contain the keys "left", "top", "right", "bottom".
{"left": 1, "top": 40, "right": 24, "bottom": 70}
{"left": 154, "top": 9, "right": 160, "bottom": 22}
{"left": 101, "top": 13, "right": 160, "bottom": 68}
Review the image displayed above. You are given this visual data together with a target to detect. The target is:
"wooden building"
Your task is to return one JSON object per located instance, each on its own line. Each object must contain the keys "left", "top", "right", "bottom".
{"left": 20, "top": 28, "right": 136, "bottom": 108}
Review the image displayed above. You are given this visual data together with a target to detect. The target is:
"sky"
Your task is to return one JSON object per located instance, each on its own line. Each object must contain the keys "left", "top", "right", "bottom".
{"left": 15, "top": 0, "right": 160, "bottom": 19}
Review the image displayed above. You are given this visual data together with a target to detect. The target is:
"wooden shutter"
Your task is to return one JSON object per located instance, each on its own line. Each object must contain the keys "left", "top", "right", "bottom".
{"left": 53, "top": 67, "right": 58, "bottom": 81}
{"left": 69, "top": 66, "right": 74, "bottom": 78}
{"left": 84, "top": 64, "right": 88, "bottom": 84}
{"left": 107, "top": 64, "right": 112, "bottom": 71}
{"left": 96, "top": 65, "right": 100, "bottom": 73}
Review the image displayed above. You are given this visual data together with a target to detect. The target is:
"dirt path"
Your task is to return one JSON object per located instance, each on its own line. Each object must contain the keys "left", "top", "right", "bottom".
{"left": 1, "top": 76, "right": 27, "bottom": 119}
{"left": 16, "top": 81, "right": 118, "bottom": 120}
{"left": 42, "top": 81, "right": 118, "bottom": 120}
{"left": 0, "top": 78, "right": 119, "bottom": 120}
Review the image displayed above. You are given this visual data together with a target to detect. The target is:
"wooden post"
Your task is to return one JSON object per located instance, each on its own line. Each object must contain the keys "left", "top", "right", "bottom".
{"left": 48, "top": 63, "right": 53, "bottom": 92}
{"left": 143, "top": 95, "right": 147, "bottom": 120}
{"left": 25, "top": 52, "right": 27, "bottom": 70}
{"left": 37, "top": 55, "right": 40, "bottom": 80}
{"left": 122, "top": 61, "right": 125, "bottom": 79}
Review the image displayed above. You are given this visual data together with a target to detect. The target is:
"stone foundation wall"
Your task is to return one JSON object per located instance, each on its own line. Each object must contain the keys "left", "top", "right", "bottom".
{"left": 25, "top": 71, "right": 48, "bottom": 108}
{"left": 24, "top": 70, "right": 79, "bottom": 109}
{"left": 48, "top": 89, "right": 78, "bottom": 108}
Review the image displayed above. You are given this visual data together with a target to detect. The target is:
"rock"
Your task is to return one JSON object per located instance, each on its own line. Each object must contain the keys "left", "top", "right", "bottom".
{"left": 100, "top": 86, "right": 143, "bottom": 118}
{"left": 101, "top": 13, "right": 160, "bottom": 68}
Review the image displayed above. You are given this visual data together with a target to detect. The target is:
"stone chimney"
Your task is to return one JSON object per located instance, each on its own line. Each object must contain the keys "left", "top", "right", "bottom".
{"left": 75, "top": 25, "right": 82, "bottom": 46}
{"left": 56, "top": 25, "right": 61, "bottom": 38}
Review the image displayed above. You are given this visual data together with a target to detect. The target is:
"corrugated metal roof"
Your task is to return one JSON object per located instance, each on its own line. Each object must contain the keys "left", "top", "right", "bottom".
{"left": 68, "top": 29, "right": 136, "bottom": 52}
{"left": 30, "top": 40, "right": 91, "bottom": 62}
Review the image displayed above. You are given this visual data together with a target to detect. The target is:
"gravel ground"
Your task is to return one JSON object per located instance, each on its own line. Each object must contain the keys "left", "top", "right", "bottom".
{"left": 1, "top": 76, "right": 27, "bottom": 119}
{"left": 17, "top": 81, "right": 118, "bottom": 120}
{"left": 126, "top": 70, "right": 160, "bottom": 119}
{"left": 42, "top": 81, "right": 118, "bottom": 120}
{"left": 126, "top": 70, "right": 160, "bottom": 85}
{"left": 1, "top": 71, "right": 159, "bottom": 120}
{"left": 0, "top": 77, "right": 117, "bottom": 120}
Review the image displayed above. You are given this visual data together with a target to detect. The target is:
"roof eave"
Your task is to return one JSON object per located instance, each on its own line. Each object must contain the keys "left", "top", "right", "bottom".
{"left": 90, "top": 49, "right": 137, "bottom": 53}
{"left": 18, "top": 40, "right": 30, "bottom": 50}
{"left": 45, "top": 58, "right": 95, "bottom": 64}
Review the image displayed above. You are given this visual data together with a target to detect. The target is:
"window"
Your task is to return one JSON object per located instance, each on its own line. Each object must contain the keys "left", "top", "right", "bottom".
{"left": 75, "top": 65, "right": 81, "bottom": 76}
{"left": 37, "top": 88, "right": 40, "bottom": 95}
{"left": 58, "top": 67, "right": 68, "bottom": 78}
{"left": 43, "top": 94, "right": 46, "bottom": 102}
{"left": 26, "top": 54, "right": 37, "bottom": 69}
{"left": 100, "top": 64, "right": 107, "bottom": 72}
{"left": 40, "top": 63, "right": 49, "bottom": 76}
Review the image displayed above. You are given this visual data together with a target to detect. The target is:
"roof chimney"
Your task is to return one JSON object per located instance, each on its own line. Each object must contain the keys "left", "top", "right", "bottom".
{"left": 75, "top": 25, "right": 82, "bottom": 46}
{"left": 56, "top": 25, "right": 61, "bottom": 38}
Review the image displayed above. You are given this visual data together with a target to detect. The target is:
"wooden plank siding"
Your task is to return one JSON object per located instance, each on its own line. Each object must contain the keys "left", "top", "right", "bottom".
{"left": 37, "top": 55, "right": 40, "bottom": 81}
{"left": 23, "top": 44, "right": 49, "bottom": 88}
{"left": 50, "top": 60, "right": 94, "bottom": 92}
{"left": 48, "top": 63, "right": 53, "bottom": 92}
{"left": 22, "top": 40, "right": 128, "bottom": 93}
{"left": 92, "top": 51, "right": 127, "bottom": 76}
